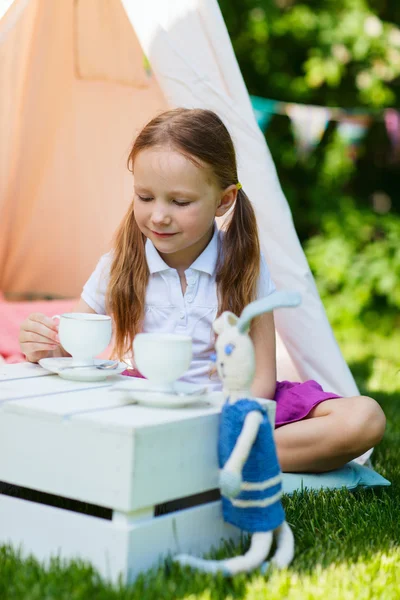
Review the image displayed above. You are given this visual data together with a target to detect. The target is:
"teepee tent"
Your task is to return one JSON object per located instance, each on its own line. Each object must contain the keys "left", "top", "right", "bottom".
{"left": 0, "top": 0, "right": 359, "bottom": 400}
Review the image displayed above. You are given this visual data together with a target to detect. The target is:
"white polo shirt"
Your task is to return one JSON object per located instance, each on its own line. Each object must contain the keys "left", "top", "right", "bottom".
{"left": 81, "top": 227, "right": 276, "bottom": 388}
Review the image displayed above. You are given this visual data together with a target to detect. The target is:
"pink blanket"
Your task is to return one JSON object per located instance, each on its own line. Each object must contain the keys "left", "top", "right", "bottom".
{"left": 0, "top": 294, "right": 78, "bottom": 363}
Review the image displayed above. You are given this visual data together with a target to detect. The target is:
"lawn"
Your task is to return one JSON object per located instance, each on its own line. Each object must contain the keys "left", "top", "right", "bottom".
{"left": 1, "top": 338, "right": 399, "bottom": 600}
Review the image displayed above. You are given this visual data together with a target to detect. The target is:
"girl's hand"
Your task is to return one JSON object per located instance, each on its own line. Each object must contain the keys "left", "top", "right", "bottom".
{"left": 19, "top": 313, "right": 61, "bottom": 363}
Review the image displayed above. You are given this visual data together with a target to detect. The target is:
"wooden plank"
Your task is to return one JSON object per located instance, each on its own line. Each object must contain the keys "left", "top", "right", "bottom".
{"left": 128, "top": 413, "right": 221, "bottom": 509}
{"left": 122, "top": 500, "right": 240, "bottom": 583}
{"left": 74, "top": 395, "right": 275, "bottom": 432}
{"left": 0, "top": 494, "right": 240, "bottom": 583}
{"left": 0, "top": 372, "right": 123, "bottom": 402}
{"left": 75, "top": 398, "right": 222, "bottom": 430}
{"left": 2, "top": 380, "right": 129, "bottom": 419}
{"left": 4, "top": 385, "right": 218, "bottom": 423}
{"left": 0, "top": 362, "right": 51, "bottom": 381}
{"left": 0, "top": 494, "right": 130, "bottom": 583}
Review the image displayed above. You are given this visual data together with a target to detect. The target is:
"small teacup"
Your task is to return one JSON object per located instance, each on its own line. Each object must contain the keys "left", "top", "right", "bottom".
{"left": 133, "top": 333, "right": 192, "bottom": 391}
{"left": 53, "top": 313, "right": 112, "bottom": 366}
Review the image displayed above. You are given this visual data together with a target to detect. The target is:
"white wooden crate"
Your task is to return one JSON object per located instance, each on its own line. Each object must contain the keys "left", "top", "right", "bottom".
{"left": 0, "top": 363, "right": 243, "bottom": 583}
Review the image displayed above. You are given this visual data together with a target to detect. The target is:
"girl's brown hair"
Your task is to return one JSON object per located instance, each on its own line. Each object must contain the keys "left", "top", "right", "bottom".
{"left": 108, "top": 108, "right": 261, "bottom": 359}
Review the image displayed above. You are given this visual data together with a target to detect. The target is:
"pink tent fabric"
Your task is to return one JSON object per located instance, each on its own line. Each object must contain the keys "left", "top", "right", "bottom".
{"left": 0, "top": 293, "right": 77, "bottom": 362}
{"left": 0, "top": 0, "right": 168, "bottom": 299}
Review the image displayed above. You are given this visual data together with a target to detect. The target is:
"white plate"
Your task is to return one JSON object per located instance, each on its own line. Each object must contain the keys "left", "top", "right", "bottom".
{"left": 110, "top": 378, "right": 223, "bottom": 408}
{"left": 39, "top": 357, "right": 126, "bottom": 382}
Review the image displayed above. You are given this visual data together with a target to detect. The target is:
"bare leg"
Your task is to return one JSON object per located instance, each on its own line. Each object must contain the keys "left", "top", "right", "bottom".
{"left": 275, "top": 396, "right": 386, "bottom": 473}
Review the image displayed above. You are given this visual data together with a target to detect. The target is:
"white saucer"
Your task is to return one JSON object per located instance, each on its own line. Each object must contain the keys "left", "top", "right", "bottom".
{"left": 39, "top": 358, "right": 126, "bottom": 382}
{"left": 111, "top": 378, "right": 222, "bottom": 408}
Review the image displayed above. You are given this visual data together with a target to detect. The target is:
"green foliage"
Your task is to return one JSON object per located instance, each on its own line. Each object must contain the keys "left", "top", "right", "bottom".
{"left": 218, "top": 0, "right": 400, "bottom": 231}
{"left": 219, "top": 0, "right": 400, "bottom": 340}
{"left": 219, "top": 0, "right": 400, "bottom": 107}
{"left": 305, "top": 201, "right": 400, "bottom": 332}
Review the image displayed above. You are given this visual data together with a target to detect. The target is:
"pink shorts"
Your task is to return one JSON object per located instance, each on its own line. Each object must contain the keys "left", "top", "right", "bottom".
{"left": 273, "top": 380, "right": 340, "bottom": 427}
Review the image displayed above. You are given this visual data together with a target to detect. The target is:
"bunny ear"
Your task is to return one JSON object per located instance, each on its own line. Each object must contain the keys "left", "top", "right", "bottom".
{"left": 213, "top": 311, "right": 239, "bottom": 335}
{"left": 237, "top": 291, "right": 301, "bottom": 333}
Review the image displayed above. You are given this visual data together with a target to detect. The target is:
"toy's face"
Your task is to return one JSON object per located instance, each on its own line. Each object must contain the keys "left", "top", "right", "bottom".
{"left": 213, "top": 314, "right": 255, "bottom": 390}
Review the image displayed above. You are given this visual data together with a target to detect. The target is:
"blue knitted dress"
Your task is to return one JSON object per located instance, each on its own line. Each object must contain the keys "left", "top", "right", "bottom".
{"left": 218, "top": 398, "right": 285, "bottom": 533}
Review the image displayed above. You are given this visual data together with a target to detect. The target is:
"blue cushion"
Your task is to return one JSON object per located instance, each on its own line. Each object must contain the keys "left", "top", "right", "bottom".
{"left": 282, "top": 462, "right": 390, "bottom": 495}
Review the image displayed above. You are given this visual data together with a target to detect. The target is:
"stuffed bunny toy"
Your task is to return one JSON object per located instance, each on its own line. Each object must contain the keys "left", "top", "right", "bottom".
{"left": 174, "top": 290, "right": 301, "bottom": 576}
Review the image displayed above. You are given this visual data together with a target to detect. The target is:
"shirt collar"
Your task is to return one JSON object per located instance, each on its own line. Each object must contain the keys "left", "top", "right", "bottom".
{"left": 145, "top": 225, "right": 220, "bottom": 276}
{"left": 145, "top": 238, "right": 171, "bottom": 274}
{"left": 190, "top": 226, "right": 219, "bottom": 275}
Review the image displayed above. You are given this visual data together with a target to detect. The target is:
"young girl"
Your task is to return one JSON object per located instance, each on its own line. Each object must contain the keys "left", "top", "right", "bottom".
{"left": 19, "top": 108, "right": 386, "bottom": 473}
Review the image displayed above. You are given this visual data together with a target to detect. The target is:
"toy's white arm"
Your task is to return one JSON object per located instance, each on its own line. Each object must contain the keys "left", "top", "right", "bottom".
{"left": 237, "top": 291, "right": 301, "bottom": 334}
{"left": 224, "top": 411, "right": 263, "bottom": 472}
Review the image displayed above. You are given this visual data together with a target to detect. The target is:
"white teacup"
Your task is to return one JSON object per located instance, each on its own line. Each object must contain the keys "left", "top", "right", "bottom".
{"left": 133, "top": 333, "right": 192, "bottom": 390}
{"left": 53, "top": 313, "right": 112, "bottom": 366}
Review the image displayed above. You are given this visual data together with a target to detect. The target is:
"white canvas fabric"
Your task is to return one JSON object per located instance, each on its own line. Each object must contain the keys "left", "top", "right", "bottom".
{"left": 121, "top": 0, "right": 360, "bottom": 398}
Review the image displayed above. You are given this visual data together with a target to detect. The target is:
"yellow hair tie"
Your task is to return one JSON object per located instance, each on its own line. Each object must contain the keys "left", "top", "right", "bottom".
{"left": 236, "top": 182, "right": 242, "bottom": 190}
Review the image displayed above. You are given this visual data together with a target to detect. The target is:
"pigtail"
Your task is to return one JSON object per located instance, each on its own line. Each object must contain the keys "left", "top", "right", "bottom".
{"left": 107, "top": 202, "right": 149, "bottom": 360}
{"left": 216, "top": 188, "right": 260, "bottom": 318}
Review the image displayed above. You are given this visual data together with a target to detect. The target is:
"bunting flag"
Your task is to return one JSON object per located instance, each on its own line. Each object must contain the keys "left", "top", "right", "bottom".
{"left": 254, "top": 110, "right": 273, "bottom": 132}
{"left": 285, "top": 103, "right": 330, "bottom": 160}
{"left": 384, "top": 109, "right": 400, "bottom": 162}
{"left": 336, "top": 116, "right": 371, "bottom": 160}
{"left": 250, "top": 95, "right": 397, "bottom": 162}
{"left": 250, "top": 96, "right": 278, "bottom": 132}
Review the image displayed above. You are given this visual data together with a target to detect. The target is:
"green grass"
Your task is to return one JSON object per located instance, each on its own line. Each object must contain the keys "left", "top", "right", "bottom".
{"left": 1, "top": 337, "right": 399, "bottom": 599}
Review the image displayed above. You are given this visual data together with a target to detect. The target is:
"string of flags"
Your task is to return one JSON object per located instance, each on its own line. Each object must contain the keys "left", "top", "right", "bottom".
{"left": 141, "top": 51, "right": 396, "bottom": 162}
{"left": 250, "top": 95, "right": 400, "bottom": 162}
